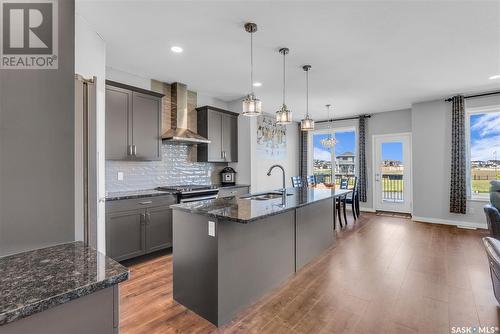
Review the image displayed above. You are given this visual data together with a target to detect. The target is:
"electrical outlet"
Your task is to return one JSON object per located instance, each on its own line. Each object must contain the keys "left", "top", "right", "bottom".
{"left": 117, "top": 172, "right": 124, "bottom": 181}
{"left": 208, "top": 221, "right": 215, "bottom": 237}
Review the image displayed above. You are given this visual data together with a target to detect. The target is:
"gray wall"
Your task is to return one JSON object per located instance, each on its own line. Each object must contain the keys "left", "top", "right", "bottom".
{"left": 412, "top": 99, "right": 484, "bottom": 228}
{"left": 0, "top": 1, "right": 75, "bottom": 256}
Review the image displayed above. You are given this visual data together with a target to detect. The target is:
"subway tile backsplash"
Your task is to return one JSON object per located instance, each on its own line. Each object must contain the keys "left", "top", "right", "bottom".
{"left": 106, "top": 143, "right": 226, "bottom": 192}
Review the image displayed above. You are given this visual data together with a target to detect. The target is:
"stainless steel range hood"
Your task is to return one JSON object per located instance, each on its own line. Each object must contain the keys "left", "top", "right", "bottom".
{"left": 162, "top": 82, "right": 210, "bottom": 144}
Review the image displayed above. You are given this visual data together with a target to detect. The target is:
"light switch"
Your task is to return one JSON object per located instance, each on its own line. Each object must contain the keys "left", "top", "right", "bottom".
{"left": 117, "top": 172, "right": 124, "bottom": 181}
{"left": 208, "top": 221, "right": 215, "bottom": 237}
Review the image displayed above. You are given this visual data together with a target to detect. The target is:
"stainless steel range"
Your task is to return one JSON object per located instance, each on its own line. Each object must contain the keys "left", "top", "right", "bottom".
{"left": 156, "top": 185, "right": 219, "bottom": 203}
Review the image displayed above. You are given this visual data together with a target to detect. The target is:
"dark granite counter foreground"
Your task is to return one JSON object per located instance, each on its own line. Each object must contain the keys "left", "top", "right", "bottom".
{"left": 170, "top": 187, "right": 352, "bottom": 223}
{"left": 0, "top": 241, "right": 129, "bottom": 326}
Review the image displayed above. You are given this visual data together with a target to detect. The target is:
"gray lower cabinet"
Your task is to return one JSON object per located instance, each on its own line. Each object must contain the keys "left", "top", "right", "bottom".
{"left": 105, "top": 80, "right": 163, "bottom": 161}
{"left": 197, "top": 106, "right": 238, "bottom": 162}
{"left": 106, "top": 195, "right": 176, "bottom": 262}
{"left": 106, "top": 209, "right": 146, "bottom": 261}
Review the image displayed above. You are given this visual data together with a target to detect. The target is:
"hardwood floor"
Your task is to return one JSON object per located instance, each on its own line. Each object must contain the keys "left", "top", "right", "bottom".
{"left": 119, "top": 213, "right": 497, "bottom": 334}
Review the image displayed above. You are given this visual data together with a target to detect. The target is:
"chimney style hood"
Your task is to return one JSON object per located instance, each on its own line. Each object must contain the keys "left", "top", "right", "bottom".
{"left": 162, "top": 82, "right": 210, "bottom": 144}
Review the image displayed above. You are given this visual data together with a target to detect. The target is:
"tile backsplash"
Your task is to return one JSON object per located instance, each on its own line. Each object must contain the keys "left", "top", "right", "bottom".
{"left": 106, "top": 143, "right": 226, "bottom": 193}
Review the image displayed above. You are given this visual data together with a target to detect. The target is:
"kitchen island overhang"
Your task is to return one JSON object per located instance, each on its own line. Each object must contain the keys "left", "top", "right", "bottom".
{"left": 171, "top": 187, "right": 351, "bottom": 326}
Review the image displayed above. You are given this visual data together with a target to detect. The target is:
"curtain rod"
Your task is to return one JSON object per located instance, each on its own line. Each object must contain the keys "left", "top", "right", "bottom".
{"left": 445, "top": 90, "right": 500, "bottom": 102}
{"left": 316, "top": 114, "right": 371, "bottom": 124}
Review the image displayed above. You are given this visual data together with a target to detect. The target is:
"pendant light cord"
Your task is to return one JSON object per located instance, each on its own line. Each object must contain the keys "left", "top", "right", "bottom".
{"left": 282, "top": 51, "right": 286, "bottom": 106}
{"left": 250, "top": 31, "right": 254, "bottom": 95}
{"left": 306, "top": 69, "right": 309, "bottom": 117}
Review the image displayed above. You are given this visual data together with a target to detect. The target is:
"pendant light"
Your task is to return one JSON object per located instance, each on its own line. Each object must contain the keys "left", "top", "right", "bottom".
{"left": 300, "top": 65, "right": 314, "bottom": 131}
{"left": 276, "top": 48, "right": 292, "bottom": 124}
{"left": 242, "top": 22, "right": 262, "bottom": 116}
{"left": 321, "top": 104, "right": 337, "bottom": 148}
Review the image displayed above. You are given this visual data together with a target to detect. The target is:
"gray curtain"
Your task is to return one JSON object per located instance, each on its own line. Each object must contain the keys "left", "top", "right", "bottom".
{"left": 299, "top": 125, "right": 308, "bottom": 179}
{"left": 450, "top": 95, "right": 467, "bottom": 214}
{"left": 358, "top": 117, "right": 367, "bottom": 202}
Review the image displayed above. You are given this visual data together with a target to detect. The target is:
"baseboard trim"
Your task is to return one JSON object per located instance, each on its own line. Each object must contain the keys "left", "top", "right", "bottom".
{"left": 360, "top": 207, "right": 376, "bottom": 213}
{"left": 412, "top": 216, "right": 486, "bottom": 230}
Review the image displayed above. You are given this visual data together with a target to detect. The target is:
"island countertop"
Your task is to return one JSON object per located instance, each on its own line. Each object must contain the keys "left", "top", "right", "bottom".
{"left": 0, "top": 241, "right": 129, "bottom": 326}
{"left": 170, "top": 187, "right": 352, "bottom": 223}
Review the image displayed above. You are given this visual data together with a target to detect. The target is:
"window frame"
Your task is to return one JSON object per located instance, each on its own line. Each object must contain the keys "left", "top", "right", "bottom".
{"left": 307, "top": 125, "right": 358, "bottom": 180}
{"left": 465, "top": 104, "right": 500, "bottom": 201}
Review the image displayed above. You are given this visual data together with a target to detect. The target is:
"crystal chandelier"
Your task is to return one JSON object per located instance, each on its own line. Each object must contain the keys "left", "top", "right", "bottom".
{"left": 276, "top": 48, "right": 292, "bottom": 124}
{"left": 300, "top": 65, "right": 314, "bottom": 131}
{"left": 242, "top": 23, "right": 262, "bottom": 116}
{"left": 321, "top": 104, "right": 337, "bottom": 148}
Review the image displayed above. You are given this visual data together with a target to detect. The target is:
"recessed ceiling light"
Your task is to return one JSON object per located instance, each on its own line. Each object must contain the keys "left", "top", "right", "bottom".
{"left": 489, "top": 74, "right": 500, "bottom": 80}
{"left": 253, "top": 82, "right": 262, "bottom": 87}
{"left": 170, "top": 46, "right": 183, "bottom": 53}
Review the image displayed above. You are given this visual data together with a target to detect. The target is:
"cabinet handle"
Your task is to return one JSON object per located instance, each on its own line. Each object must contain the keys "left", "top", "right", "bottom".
{"left": 128, "top": 145, "right": 133, "bottom": 156}
{"left": 138, "top": 201, "right": 152, "bottom": 205}
{"left": 140, "top": 213, "right": 146, "bottom": 225}
{"left": 146, "top": 213, "right": 151, "bottom": 225}
{"left": 132, "top": 145, "right": 137, "bottom": 156}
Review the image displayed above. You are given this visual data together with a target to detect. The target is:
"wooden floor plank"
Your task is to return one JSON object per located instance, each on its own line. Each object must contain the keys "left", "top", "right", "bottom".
{"left": 119, "top": 213, "right": 496, "bottom": 334}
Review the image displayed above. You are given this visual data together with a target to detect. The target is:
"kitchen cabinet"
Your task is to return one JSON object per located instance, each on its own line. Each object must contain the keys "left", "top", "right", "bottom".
{"left": 106, "top": 195, "right": 176, "bottom": 262}
{"left": 197, "top": 106, "right": 238, "bottom": 162}
{"left": 105, "top": 80, "right": 164, "bottom": 161}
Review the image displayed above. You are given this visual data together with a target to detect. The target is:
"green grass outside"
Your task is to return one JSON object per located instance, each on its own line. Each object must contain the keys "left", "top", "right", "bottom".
{"left": 472, "top": 180, "right": 493, "bottom": 194}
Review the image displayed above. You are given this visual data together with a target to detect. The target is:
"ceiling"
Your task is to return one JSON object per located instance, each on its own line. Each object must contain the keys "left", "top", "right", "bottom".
{"left": 76, "top": 1, "right": 500, "bottom": 120}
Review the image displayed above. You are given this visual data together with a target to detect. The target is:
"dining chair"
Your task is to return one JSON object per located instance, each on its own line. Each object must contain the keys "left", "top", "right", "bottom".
{"left": 344, "top": 177, "right": 360, "bottom": 219}
{"left": 338, "top": 178, "right": 349, "bottom": 224}
{"left": 306, "top": 175, "right": 317, "bottom": 187}
{"left": 291, "top": 176, "right": 304, "bottom": 188}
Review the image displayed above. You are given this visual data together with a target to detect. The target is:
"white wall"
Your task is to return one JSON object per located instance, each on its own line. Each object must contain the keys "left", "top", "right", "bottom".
{"left": 228, "top": 100, "right": 299, "bottom": 192}
{"left": 75, "top": 14, "right": 107, "bottom": 253}
{"left": 412, "top": 99, "right": 486, "bottom": 228}
{"left": 106, "top": 67, "right": 151, "bottom": 90}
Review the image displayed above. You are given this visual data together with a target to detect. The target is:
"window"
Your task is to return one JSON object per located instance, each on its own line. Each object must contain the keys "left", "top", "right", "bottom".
{"left": 467, "top": 107, "right": 500, "bottom": 199}
{"left": 311, "top": 129, "right": 356, "bottom": 184}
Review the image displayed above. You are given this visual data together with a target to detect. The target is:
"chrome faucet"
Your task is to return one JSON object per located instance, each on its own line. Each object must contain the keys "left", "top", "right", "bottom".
{"left": 267, "top": 164, "right": 286, "bottom": 192}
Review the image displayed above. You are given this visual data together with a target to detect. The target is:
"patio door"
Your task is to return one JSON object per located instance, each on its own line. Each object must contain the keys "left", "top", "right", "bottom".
{"left": 373, "top": 133, "right": 412, "bottom": 213}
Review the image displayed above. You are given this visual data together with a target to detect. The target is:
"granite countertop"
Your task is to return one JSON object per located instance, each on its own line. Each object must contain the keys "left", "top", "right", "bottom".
{"left": 170, "top": 187, "right": 352, "bottom": 223}
{"left": 105, "top": 189, "right": 176, "bottom": 201}
{"left": 105, "top": 185, "right": 250, "bottom": 201}
{"left": 0, "top": 241, "right": 129, "bottom": 326}
{"left": 215, "top": 184, "right": 250, "bottom": 189}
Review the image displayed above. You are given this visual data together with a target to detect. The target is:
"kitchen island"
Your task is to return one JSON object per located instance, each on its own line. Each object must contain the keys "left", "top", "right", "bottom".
{"left": 171, "top": 187, "right": 351, "bottom": 326}
{"left": 0, "top": 242, "right": 128, "bottom": 334}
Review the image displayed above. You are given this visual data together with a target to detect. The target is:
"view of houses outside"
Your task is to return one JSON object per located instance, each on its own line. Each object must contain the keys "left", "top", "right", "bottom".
{"left": 312, "top": 130, "right": 356, "bottom": 183}
{"left": 380, "top": 142, "right": 404, "bottom": 202}
{"left": 470, "top": 112, "right": 500, "bottom": 195}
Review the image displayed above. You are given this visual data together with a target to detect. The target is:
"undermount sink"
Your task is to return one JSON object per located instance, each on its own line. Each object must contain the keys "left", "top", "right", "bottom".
{"left": 245, "top": 192, "right": 294, "bottom": 201}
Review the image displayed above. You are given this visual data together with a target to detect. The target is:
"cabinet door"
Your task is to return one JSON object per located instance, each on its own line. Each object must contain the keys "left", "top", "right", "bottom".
{"left": 222, "top": 114, "right": 238, "bottom": 162}
{"left": 106, "top": 86, "right": 132, "bottom": 160}
{"left": 207, "top": 111, "right": 223, "bottom": 162}
{"left": 131, "top": 92, "right": 162, "bottom": 161}
{"left": 146, "top": 204, "right": 174, "bottom": 253}
{"left": 106, "top": 209, "right": 146, "bottom": 261}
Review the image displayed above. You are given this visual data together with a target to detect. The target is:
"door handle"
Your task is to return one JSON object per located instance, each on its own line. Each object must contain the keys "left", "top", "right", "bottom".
{"left": 375, "top": 173, "right": 380, "bottom": 182}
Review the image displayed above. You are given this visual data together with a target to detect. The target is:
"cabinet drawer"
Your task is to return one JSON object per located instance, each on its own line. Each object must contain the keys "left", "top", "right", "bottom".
{"left": 218, "top": 186, "right": 249, "bottom": 198}
{"left": 106, "top": 194, "right": 177, "bottom": 213}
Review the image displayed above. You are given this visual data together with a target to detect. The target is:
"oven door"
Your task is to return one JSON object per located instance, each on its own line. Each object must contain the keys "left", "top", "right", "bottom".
{"left": 179, "top": 191, "right": 219, "bottom": 203}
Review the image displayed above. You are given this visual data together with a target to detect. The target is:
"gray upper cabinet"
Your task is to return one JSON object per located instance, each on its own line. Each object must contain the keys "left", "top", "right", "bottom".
{"left": 197, "top": 106, "right": 238, "bottom": 162}
{"left": 105, "top": 80, "right": 163, "bottom": 161}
